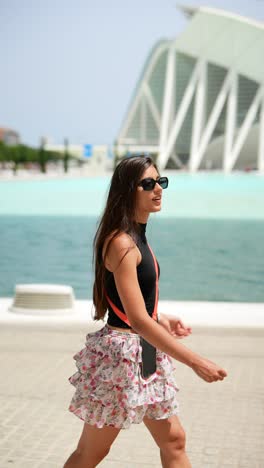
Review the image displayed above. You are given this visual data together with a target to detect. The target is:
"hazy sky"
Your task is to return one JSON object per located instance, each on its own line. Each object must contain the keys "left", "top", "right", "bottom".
{"left": 1, "top": 0, "right": 263, "bottom": 147}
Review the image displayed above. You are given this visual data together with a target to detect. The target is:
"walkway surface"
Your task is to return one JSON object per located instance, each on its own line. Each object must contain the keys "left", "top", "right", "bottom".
{"left": 0, "top": 302, "right": 264, "bottom": 468}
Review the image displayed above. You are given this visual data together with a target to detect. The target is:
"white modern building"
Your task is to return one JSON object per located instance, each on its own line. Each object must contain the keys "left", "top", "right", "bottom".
{"left": 116, "top": 6, "right": 264, "bottom": 172}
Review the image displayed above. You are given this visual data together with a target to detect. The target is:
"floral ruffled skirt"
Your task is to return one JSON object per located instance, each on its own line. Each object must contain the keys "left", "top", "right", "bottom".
{"left": 68, "top": 325, "right": 179, "bottom": 429}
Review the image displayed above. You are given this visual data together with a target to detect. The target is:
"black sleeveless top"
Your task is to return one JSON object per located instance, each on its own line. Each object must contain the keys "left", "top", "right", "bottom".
{"left": 105, "top": 223, "right": 159, "bottom": 329}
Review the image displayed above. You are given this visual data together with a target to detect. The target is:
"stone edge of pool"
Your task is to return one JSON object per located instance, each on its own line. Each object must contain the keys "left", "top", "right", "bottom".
{"left": 0, "top": 298, "right": 264, "bottom": 331}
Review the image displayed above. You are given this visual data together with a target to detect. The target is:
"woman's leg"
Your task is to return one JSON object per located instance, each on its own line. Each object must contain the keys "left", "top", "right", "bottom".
{"left": 63, "top": 422, "right": 121, "bottom": 468}
{"left": 143, "top": 415, "right": 192, "bottom": 468}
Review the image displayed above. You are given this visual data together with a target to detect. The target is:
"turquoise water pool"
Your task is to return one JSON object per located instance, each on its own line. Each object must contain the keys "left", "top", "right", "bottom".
{"left": 1, "top": 173, "right": 264, "bottom": 218}
{"left": 1, "top": 173, "right": 263, "bottom": 301}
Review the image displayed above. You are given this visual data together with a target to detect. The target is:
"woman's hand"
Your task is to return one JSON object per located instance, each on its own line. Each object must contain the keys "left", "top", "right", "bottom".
{"left": 158, "top": 313, "right": 192, "bottom": 339}
{"left": 191, "top": 356, "right": 227, "bottom": 383}
{"left": 158, "top": 314, "right": 227, "bottom": 382}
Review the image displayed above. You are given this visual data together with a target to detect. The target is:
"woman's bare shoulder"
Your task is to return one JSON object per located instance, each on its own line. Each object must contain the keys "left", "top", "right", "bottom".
{"left": 104, "top": 230, "right": 134, "bottom": 250}
{"left": 103, "top": 231, "right": 137, "bottom": 271}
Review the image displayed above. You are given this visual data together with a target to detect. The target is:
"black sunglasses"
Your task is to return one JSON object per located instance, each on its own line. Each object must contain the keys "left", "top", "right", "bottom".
{"left": 138, "top": 176, "right": 169, "bottom": 191}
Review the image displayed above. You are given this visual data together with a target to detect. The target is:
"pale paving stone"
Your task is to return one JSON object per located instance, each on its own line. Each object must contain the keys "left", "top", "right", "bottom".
{"left": 0, "top": 325, "right": 263, "bottom": 467}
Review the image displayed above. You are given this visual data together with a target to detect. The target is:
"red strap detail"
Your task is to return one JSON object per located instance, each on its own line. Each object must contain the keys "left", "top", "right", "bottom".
{"left": 106, "top": 243, "right": 159, "bottom": 324}
{"left": 106, "top": 293, "right": 132, "bottom": 327}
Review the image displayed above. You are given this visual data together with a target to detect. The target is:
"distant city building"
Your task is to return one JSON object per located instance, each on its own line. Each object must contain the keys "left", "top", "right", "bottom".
{"left": 116, "top": 6, "right": 264, "bottom": 172}
{"left": 0, "top": 127, "right": 20, "bottom": 146}
{"left": 44, "top": 142, "right": 113, "bottom": 171}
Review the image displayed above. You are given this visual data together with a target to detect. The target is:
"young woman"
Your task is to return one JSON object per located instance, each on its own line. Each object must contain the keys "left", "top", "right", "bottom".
{"left": 64, "top": 156, "right": 227, "bottom": 468}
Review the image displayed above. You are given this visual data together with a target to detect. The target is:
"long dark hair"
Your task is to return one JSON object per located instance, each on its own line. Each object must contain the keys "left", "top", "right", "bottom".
{"left": 93, "top": 155, "right": 157, "bottom": 320}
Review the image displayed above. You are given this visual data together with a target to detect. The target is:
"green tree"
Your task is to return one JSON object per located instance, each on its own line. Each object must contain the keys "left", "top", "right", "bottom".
{"left": 0, "top": 140, "right": 65, "bottom": 173}
{"left": 63, "top": 138, "right": 69, "bottom": 173}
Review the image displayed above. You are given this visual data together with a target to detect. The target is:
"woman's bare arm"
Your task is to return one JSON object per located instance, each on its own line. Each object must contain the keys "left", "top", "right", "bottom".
{"left": 105, "top": 234, "right": 227, "bottom": 383}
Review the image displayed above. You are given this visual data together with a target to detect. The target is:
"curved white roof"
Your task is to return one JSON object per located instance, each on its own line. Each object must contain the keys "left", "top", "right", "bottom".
{"left": 174, "top": 5, "right": 264, "bottom": 84}
{"left": 116, "top": 6, "right": 264, "bottom": 172}
{"left": 179, "top": 5, "right": 264, "bottom": 29}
